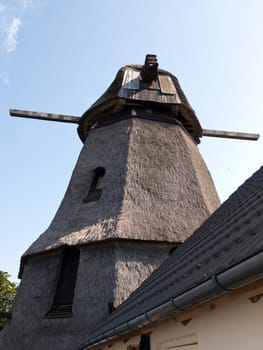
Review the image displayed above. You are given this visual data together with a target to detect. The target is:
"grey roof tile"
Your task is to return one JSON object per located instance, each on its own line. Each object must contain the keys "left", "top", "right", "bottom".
{"left": 85, "top": 166, "right": 263, "bottom": 340}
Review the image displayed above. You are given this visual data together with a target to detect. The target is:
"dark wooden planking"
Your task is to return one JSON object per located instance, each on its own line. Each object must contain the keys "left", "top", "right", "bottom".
{"left": 158, "top": 75, "right": 177, "bottom": 94}
{"left": 10, "top": 109, "right": 80, "bottom": 124}
{"left": 202, "top": 129, "right": 259, "bottom": 141}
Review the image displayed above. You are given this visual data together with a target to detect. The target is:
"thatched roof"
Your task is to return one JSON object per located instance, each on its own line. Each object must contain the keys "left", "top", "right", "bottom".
{"left": 21, "top": 118, "right": 219, "bottom": 271}
{"left": 78, "top": 65, "right": 202, "bottom": 143}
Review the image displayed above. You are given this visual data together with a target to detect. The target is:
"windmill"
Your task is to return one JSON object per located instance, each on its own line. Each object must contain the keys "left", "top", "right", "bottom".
{"left": 1, "top": 55, "right": 259, "bottom": 350}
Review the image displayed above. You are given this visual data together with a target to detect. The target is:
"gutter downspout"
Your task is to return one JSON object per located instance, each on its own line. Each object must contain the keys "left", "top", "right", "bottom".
{"left": 78, "top": 251, "right": 263, "bottom": 350}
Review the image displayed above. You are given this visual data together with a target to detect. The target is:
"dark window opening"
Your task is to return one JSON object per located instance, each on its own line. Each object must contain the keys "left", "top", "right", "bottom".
{"left": 45, "top": 248, "right": 80, "bottom": 319}
{"left": 108, "top": 302, "right": 117, "bottom": 314}
{"left": 140, "top": 334, "right": 151, "bottom": 350}
{"left": 169, "top": 246, "right": 178, "bottom": 255}
{"left": 83, "top": 167, "right": 106, "bottom": 203}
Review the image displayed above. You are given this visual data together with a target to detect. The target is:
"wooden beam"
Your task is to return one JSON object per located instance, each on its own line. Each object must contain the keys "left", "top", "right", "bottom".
{"left": 10, "top": 109, "right": 80, "bottom": 124}
{"left": 202, "top": 129, "right": 259, "bottom": 141}
{"left": 9, "top": 109, "right": 260, "bottom": 141}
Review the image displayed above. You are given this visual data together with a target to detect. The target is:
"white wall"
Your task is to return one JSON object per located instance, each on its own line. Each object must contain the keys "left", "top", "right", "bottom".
{"left": 102, "top": 283, "right": 263, "bottom": 350}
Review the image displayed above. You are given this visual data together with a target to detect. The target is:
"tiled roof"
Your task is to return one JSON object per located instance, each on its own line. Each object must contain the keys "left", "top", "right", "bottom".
{"left": 80, "top": 166, "right": 263, "bottom": 348}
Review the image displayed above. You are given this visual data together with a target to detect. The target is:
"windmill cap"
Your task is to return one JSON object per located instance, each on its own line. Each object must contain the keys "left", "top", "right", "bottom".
{"left": 78, "top": 55, "right": 202, "bottom": 143}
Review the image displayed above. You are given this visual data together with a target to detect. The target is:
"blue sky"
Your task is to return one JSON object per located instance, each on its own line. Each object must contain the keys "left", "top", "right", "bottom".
{"left": 1, "top": 0, "right": 262, "bottom": 281}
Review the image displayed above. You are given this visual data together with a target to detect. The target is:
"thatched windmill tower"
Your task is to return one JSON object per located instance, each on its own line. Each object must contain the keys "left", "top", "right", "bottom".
{"left": 1, "top": 55, "right": 223, "bottom": 349}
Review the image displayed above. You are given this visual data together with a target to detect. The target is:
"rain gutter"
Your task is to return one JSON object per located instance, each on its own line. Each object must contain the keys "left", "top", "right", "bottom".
{"left": 78, "top": 251, "right": 263, "bottom": 350}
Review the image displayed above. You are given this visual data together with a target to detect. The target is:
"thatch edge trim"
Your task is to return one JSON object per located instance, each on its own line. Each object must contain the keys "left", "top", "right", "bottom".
{"left": 18, "top": 239, "right": 179, "bottom": 279}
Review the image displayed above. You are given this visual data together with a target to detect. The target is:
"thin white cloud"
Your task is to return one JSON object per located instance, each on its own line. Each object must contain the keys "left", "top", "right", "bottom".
{"left": 0, "top": 0, "right": 37, "bottom": 55}
{"left": 6, "top": 17, "right": 21, "bottom": 53}
{"left": 21, "top": 0, "right": 33, "bottom": 11}
{"left": 0, "top": 0, "right": 43, "bottom": 84}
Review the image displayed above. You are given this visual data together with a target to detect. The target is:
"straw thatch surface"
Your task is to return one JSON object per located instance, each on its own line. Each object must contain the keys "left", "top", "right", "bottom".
{"left": 23, "top": 118, "right": 219, "bottom": 260}
{"left": 0, "top": 242, "right": 171, "bottom": 350}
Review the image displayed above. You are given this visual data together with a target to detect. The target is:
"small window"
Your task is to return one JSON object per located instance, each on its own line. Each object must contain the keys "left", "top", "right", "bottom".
{"left": 169, "top": 246, "right": 177, "bottom": 255}
{"left": 140, "top": 335, "right": 151, "bottom": 350}
{"left": 108, "top": 302, "right": 117, "bottom": 314}
{"left": 45, "top": 248, "right": 80, "bottom": 318}
{"left": 83, "top": 167, "right": 105, "bottom": 203}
